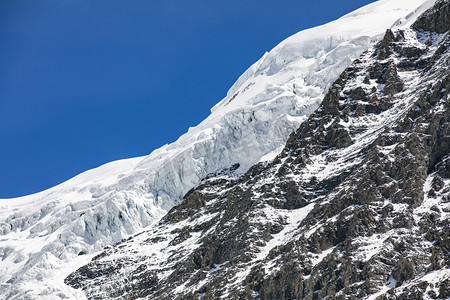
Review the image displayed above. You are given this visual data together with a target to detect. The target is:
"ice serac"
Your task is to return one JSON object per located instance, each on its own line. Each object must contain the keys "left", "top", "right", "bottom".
{"left": 66, "top": 1, "right": 450, "bottom": 298}
{"left": 0, "top": 0, "right": 433, "bottom": 298}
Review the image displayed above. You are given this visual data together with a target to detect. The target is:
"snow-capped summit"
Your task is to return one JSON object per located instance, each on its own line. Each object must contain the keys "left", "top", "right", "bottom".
{"left": 66, "top": 0, "right": 450, "bottom": 297}
{"left": 0, "top": 0, "right": 434, "bottom": 298}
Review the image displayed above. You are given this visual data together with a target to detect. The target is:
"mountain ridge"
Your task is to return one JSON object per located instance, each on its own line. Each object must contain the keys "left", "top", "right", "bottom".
{"left": 66, "top": 1, "right": 450, "bottom": 298}
{"left": 0, "top": 1, "right": 437, "bottom": 299}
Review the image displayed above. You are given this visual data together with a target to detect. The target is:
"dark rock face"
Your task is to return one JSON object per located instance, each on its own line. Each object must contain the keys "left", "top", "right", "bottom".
{"left": 414, "top": 0, "right": 450, "bottom": 34}
{"left": 65, "top": 2, "right": 450, "bottom": 299}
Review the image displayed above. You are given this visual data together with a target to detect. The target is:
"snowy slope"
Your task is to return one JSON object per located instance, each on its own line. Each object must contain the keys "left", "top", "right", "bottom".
{"left": 0, "top": 0, "right": 434, "bottom": 298}
{"left": 66, "top": 2, "right": 450, "bottom": 296}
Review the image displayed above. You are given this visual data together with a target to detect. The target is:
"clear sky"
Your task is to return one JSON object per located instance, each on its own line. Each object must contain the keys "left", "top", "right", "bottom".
{"left": 0, "top": 0, "right": 375, "bottom": 198}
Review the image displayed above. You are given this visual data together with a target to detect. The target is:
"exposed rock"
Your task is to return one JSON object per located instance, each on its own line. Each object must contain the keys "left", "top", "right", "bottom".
{"left": 414, "top": 0, "right": 450, "bottom": 33}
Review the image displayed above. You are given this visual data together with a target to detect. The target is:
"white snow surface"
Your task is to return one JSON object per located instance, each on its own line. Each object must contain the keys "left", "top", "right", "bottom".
{"left": 0, "top": 0, "right": 434, "bottom": 298}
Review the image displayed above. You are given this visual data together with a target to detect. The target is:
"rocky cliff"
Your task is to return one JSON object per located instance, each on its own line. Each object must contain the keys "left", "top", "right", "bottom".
{"left": 65, "top": 1, "right": 450, "bottom": 299}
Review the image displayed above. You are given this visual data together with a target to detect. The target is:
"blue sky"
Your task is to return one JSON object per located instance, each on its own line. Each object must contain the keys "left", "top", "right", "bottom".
{"left": 0, "top": 0, "right": 374, "bottom": 198}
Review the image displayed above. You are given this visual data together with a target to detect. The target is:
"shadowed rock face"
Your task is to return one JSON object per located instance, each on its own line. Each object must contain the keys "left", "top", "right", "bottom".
{"left": 414, "top": 0, "right": 450, "bottom": 33}
{"left": 65, "top": 2, "right": 450, "bottom": 299}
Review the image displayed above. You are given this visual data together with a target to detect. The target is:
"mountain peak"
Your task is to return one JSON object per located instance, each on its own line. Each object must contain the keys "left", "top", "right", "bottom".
{"left": 65, "top": 1, "right": 450, "bottom": 299}
{"left": 0, "top": 1, "right": 442, "bottom": 299}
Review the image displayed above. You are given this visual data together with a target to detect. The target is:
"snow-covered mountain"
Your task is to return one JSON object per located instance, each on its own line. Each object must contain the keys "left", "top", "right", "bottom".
{"left": 0, "top": 0, "right": 435, "bottom": 298}
{"left": 66, "top": 1, "right": 450, "bottom": 298}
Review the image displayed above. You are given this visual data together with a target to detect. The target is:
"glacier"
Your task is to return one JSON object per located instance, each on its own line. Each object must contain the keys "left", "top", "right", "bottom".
{"left": 0, "top": 0, "right": 435, "bottom": 298}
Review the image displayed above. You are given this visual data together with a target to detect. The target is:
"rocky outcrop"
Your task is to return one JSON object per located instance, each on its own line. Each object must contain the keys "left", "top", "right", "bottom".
{"left": 414, "top": 0, "right": 450, "bottom": 33}
{"left": 65, "top": 2, "right": 450, "bottom": 299}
